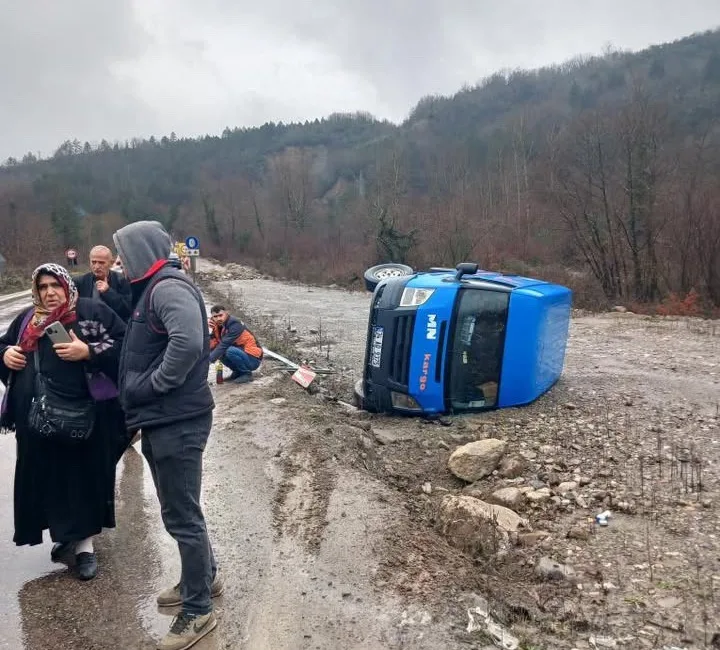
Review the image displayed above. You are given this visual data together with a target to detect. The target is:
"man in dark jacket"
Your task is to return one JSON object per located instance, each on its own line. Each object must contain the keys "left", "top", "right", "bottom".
{"left": 75, "top": 245, "right": 132, "bottom": 321}
{"left": 208, "top": 305, "right": 263, "bottom": 383}
{"left": 113, "top": 221, "right": 221, "bottom": 650}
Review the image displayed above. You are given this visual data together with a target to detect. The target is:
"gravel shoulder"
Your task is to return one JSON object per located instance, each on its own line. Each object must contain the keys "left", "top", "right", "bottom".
{"left": 199, "top": 260, "right": 720, "bottom": 650}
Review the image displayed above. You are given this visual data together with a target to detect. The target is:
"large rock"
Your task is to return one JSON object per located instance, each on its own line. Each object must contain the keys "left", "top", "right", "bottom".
{"left": 438, "top": 495, "right": 529, "bottom": 556}
{"left": 487, "top": 487, "right": 525, "bottom": 509}
{"left": 448, "top": 439, "right": 507, "bottom": 482}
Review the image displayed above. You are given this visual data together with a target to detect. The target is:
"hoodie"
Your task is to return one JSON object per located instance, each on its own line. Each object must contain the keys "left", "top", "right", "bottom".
{"left": 113, "top": 220, "right": 172, "bottom": 283}
{"left": 113, "top": 221, "right": 206, "bottom": 396}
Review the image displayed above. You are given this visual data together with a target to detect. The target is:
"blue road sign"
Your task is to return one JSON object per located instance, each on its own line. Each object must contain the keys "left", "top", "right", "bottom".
{"left": 185, "top": 236, "right": 199, "bottom": 249}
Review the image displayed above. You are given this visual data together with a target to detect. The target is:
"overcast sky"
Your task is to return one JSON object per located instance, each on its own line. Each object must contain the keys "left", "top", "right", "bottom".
{"left": 2, "top": 0, "right": 720, "bottom": 160}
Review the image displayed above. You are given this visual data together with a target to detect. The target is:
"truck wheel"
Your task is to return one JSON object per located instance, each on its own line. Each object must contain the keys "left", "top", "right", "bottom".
{"left": 363, "top": 263, "right": 414, "bottom": 292}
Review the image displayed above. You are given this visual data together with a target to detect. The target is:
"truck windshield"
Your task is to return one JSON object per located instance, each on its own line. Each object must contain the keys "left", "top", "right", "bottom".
{"left": 447, "top": 288, "right": 509, "bottom": 410}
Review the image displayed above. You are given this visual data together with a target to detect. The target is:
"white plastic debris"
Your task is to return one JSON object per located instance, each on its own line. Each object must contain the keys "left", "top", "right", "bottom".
{"left": 595, "top": 510, "right": 612, "bottom": 526}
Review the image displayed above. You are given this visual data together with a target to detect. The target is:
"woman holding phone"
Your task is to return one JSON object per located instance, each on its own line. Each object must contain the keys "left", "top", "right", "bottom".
{"left": 0, "top": 263, "right": 126, "bottom": 580}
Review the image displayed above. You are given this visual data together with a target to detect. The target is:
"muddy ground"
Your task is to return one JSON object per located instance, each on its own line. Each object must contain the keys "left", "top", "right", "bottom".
{"left": 200, "top": 261, "right": 720, "bottom": 650}
{"left": 0, "top": 263, "right": 718, "bottom": 650}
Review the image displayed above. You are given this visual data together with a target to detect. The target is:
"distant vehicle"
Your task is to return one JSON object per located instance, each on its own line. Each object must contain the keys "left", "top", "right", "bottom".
{"left": 355, "top": 262, "right": 572, "bottom": 415}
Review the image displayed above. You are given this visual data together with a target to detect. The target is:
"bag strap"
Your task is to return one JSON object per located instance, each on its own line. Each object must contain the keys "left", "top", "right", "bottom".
{"left": 16, "top": 309, "right": 34, "bottom": 345}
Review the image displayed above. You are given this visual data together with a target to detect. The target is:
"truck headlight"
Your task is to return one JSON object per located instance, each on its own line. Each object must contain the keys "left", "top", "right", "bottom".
{"left": 400, "top": 288, "right": 435, "bottom": 307}
{"left": 391, "top": 392, "right": 422, "bottom": 411}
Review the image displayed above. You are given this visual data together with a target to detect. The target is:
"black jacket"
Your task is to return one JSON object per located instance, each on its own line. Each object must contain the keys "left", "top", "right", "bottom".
{"left": 75, "top": 271, "right": 132, "bottom": 322}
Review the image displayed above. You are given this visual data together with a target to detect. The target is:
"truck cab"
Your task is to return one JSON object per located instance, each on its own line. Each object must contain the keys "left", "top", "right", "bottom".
{"left": 356, "top": 263, "right": 572, "bottom": 415}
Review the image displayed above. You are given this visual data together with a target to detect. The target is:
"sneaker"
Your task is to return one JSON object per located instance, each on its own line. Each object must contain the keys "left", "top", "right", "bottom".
{"left": 157, "top": 573, "right": 225, "bottom": 607}
{"left": 233, "top": 373, "right": 253, "bottom": 384}
{"left": 75, "top": 552, "right": 98, "bottom": 581}
{"left": 226, "top": 370, "right": 241, "bottom": 382}
{"left": 157, "top": 611, "right": 217, "bottom": 650}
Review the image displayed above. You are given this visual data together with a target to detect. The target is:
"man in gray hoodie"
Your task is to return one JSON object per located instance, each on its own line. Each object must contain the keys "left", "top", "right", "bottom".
{"left": 113, "top": 221, "right": 222, "bottom": 650}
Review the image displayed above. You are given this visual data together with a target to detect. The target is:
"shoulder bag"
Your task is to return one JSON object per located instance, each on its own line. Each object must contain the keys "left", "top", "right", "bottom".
{"left": 28, "top": 350, "right": 96, "bottom": 444}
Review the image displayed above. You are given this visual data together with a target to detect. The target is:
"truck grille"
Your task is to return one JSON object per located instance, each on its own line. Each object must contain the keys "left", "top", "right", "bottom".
{"left": 390, "top": 314, "right": 415, "bottom": 385}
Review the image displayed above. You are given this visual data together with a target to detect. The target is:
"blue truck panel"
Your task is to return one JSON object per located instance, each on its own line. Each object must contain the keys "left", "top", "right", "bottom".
{"left": 406, "top": 283, "right": 454, "bottom": 413}
{"left": 359, "top": 263, "right": 572, "bottom": 415}
{"left": 499, "top": 284, "right": 572, "bottom": 407}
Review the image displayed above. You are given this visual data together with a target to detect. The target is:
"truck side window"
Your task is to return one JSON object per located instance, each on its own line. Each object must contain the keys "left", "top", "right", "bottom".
{"left": 448, "top": 288, "right": 509, "bottom": 410}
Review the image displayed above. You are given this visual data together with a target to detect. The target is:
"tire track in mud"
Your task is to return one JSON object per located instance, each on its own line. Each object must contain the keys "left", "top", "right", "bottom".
{"left": 272, "top": 436, "right": 336, "bottom": 552}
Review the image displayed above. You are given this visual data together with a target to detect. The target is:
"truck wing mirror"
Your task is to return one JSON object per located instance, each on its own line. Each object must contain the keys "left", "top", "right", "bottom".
{"left": 455, "top": 262, "right": 479, "bottom": 280}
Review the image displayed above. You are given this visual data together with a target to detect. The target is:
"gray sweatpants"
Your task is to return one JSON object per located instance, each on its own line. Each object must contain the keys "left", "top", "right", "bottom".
{"left": 141, "top": 412, "right": 217, "bottom": 615}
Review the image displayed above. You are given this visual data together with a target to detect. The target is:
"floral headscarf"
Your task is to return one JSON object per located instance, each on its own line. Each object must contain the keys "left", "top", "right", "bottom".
{"left": 19, "top": 263, "right": 79, "bottom": 352}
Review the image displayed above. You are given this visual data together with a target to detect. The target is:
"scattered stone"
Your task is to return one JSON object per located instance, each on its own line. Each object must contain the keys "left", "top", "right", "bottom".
{"left": 439, "top": 416, "right": 453, "bottom": 427}
{"left": 526, "top": 488, "right": 552, "bottom": 504}
{"left": 440, "top": 496, "right": 529, "bottom": 535}
{"left": 487, "top": 487, "right": 525, "bottom": 509}
{"left": 499, "top": 455, "right": 526, "bottom": 478}
{"left": 269, "top": 397, "right": 287, "bottom": 405}
{"left": 564, "top": 402, "right": 579, "bottom": 410}
{"left": 373, "top": 428, "right": 415, "bottom": 445}
{"left": 447, "top": 439, "right": 507, "bottom": 482}
{"left": 540, "top": 472, "right": 561, "bottom": 487}
{"left": 556, "top": 481, "right": 579, "bottom": 495}
{"left": 535, "top": 556, "right": 576, "bottom": 582}
{"left": 567, "top": 525, "right": 591, "bottom": 541}
{"left": 421, "top": 482, "right": 432, "bottom": 495}
{"left": 612, "top": 305, "right": 628, "bottom": 313}
{"left": 518, "top": 531, "right": 551, "bottom": 546}
{"left": 616, "top": 500, "right": 635, "bottom": 514}
{"left": 539, "top": 445, "right": 555, "bottom": 455}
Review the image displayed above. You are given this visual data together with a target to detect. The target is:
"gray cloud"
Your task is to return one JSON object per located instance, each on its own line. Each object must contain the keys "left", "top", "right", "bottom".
{"left": 0, "top": 0, "right": 156, "bottom": 158}
{"left": 2, "top": 0, "right": 720, "bottom": 159}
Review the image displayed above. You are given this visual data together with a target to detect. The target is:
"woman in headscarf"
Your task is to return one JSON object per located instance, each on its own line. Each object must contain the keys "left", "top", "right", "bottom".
{"left": 0, "top": 263, "right": 127, "bottom": 581}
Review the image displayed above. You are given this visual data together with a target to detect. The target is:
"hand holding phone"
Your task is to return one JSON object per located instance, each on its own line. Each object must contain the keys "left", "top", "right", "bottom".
{"left": 44, "top": 322, "right": 73, "bottom": 344}
{"left": 46, "top": 324, "right": 91, "bottom": 362}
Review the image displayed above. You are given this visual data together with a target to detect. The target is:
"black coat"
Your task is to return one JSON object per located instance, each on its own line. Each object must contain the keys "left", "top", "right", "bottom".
{"left": 0, "top": 298, "right": 128, "bottom": 546}
{"left": 75, "top": 270, "right": 132, "bottom": 322}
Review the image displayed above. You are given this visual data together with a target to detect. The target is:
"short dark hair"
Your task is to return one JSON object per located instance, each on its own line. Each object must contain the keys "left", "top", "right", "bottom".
{"left": 210, "top": 305, "right": 226, "bottom": 314}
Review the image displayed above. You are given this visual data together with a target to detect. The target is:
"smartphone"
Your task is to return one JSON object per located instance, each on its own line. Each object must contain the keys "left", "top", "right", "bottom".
{"left": 44, "top": 322, "right": 73, "bottom": 344}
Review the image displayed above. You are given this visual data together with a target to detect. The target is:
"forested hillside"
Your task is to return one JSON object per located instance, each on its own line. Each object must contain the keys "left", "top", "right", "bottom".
{"left": 2, "top": 28, "right": 720, "bottom": 310}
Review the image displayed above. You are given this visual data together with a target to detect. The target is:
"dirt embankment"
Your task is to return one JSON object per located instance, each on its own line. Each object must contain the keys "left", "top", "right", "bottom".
{"left": 198, "top": 262, "right": 720, "bottom": 650}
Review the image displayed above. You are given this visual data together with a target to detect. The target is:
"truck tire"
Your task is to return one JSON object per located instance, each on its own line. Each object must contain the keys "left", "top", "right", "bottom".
{"left": 363, "top": 263, "right": 414, "bottom": 292}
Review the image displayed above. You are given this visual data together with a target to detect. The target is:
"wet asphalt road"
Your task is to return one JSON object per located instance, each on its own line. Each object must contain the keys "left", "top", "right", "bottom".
{"left": 0, "top": 295, "right": 172, "bottom": 649}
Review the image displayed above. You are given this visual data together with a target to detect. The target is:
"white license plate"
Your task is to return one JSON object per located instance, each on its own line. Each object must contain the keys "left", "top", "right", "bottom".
{"left": 370, "top": 326, "right": 384, "bottom": 367}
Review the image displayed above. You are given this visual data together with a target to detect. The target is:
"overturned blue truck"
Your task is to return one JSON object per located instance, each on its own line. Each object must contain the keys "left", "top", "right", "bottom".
{"left": 355, "top": 262, "right": 572, "bottom": 415}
